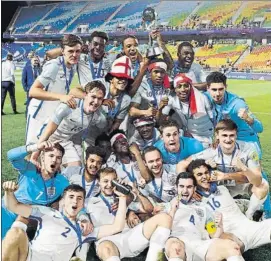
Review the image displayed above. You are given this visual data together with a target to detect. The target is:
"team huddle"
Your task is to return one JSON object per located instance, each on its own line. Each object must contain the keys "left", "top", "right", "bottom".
{"left": 2, "top": 32, "right": 271, "bottom": 261}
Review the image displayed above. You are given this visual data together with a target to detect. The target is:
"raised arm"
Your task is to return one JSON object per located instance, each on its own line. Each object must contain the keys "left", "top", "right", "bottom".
{"left": 46, "top": 47, "right": 62, "bottom": 59}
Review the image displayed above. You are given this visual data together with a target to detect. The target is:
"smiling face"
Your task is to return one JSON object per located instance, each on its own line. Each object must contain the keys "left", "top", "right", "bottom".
{"left": 175, "top": 82, "right": 191, "bottom": 102}
{"left": 216, "top": 129, "right": 237, "bottom": 154}
{"left": 207, "top": 83, "right": 226, "bottom": 105}
{"left": 85, "top": 154, "right": 103, "bottom": 176}
{"left": 113, "top": 136, "right": 129, "bottom": 155}
{"left": 99, "top": 172, "right": 117, "bottom": 196}
{"left": 110, "top": 76, "right": 128, "bottom": 92}
{"left": 144, "top": 150, "right": 163, "bottom": 177}
{"left": 123, "top": 37, "right": 139, "bottom": 62}
{"left": 150, "top": 68, "right": 166, "bottom": 86}
{"left": 178, "top": 46, "right": 194, "bottom": 68}
{"left": 162, "top": 126, "right": 180, "bottom": 153}
{"left": 42, "top": 148, "right": 63, "bottom": 175}
{"left": 62, "top": 44, "right": 82, "bottom": 67}
{"left": 63, "top": 190, "right": 84, "bottom": 219}
{"left": 83, "top": 88, "right": 105, "bottom": 114}
{"left": 89, "top": 36, "right": 106, "bottom": 61}
{"left": 177, "top": 178, "right": 196, "bottom": 202}
{"left": 192, "top": 165, "right": 211, "bottom": 190}
{"left": 137, "top": 124, "right": 154, "bottom": 140}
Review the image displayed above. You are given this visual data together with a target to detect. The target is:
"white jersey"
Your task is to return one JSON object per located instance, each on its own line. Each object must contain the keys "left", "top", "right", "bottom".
{"left": 129, "top": 128, "right": 161, "bottom": 151}
{"left": 131, "top": 76, "right": 170, "bottom": 109}
{"left": 143, "top": 168, "right": 177, "bottom": 203}
{"left": 171, "top": 200, "right": 214, "bottom": 241}
{"left": 63, "top": 166, "right": 100, "bottom": 198}
{"left": 77, "top": 54, "right": 112, "bottom": 88}
{"left": 28, "top": 57, "right": 75, "bottom": 122}
{"left": 50, "top": 99, "right": 106, "bottom": 142}
{"left": 192, "top": 141, "right": 260, "bottom": 187}
{"left": 114, "top": 160, "right": 142, "bottom": 183}
{"left": 29, "top": 205, "right": 98, "bottom": 261}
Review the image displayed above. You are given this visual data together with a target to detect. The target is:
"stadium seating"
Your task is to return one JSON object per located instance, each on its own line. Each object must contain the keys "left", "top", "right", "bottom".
{"left": 235, "top": 2, "right": 271, "bottom": 27}
{"left": 13, "top": 4, "right": 55, "bottom": 34}
{"left": 102, "top": 0, "right": 160, "bottom": 31}
{"left": 31, "top": 1, "right": 88, "bottom": 33}
{"left": 65, "top": 1, "right": 122, "bottom": 32}
{"left": 238, "top": 45, "right": 271, "bottom": 72}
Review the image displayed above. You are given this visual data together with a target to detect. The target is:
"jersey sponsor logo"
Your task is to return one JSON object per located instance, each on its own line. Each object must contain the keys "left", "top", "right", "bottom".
{"left": 251, "top": 151, "right": 259, "bottom": 163}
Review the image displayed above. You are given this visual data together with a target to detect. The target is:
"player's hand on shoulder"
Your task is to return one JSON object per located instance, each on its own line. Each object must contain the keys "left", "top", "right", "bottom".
{"left": 102, "top": 98, "right": 115, "bottom": 109}
{"left": 60, "top": 94, "right": 77, "bottom": 109}
{"left": 3, "top": 180, "right": 18, "bottom": 192}
{"left": 192, "top": 191, "right": 202, "bottom": 201}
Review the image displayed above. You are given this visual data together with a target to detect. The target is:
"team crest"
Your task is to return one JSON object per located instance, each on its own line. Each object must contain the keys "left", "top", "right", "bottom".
{"left": 195, "top": 208, "right": 204, "bottom": 218}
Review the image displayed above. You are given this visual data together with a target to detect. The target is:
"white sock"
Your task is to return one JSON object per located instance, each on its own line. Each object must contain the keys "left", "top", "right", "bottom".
{"left": 11, "top": 221, "right": 27, "bottom": 232}
{"left": 146, "top": 226, "right": 171, "bottom": 261}
{"left": 227, "top": 255, "right": 245, "bottom": 261}
{"left": 105, "top": 256, "right": 121, "bottom": 261}
{"left": 168, "top": 258, "right": 184, "bottom": 261}
{"left": 246, "top": 193, "right": 266, "bottom": 219}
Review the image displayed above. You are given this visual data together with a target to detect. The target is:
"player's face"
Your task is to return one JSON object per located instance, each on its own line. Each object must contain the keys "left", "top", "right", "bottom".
{"left": 217, "top": 129, "right": 237, "bottom": 153}
{"left": 207, "top": 83, "right": 226, "bottom": 104}
{"left": 63, "top": 190, "right": 84, "bottom": 218}
{"left": 113, "top": 137, "right": 129, "bottom": 154}
{"left": 137, "top": 124, "right": 154, "bottom": 140}
{"left": 177, "top": 178, "right": 196, "bottom": 202}
{"left": 90, "top": 36, "right": 106, "bottom": 60}
{"left": 162, "top": 126, "right": 180, "bottom": 153}
{"left": 111, "top": 76, "right": 128, "bottom": 91}
{"left": 144, "top": 150, "right": 163, "bottom": 176}
{"left": 99, "top": 173, "right": 117, "bottom": 196}
{"left": 151, "top": 68, "right": 166, "bottom": 86}
{"left": 86, "top": 154, "right": 103, "bottom": 176}
{"left": 62, "top": 44, "right": 81, "bottom": 67}
{"left": 175, "top": 82, "right": 191, "bottom": 102}
{"left": 97, "top": 140, "right": 112, "bottom": 160}
{"left": 84, "top": 88, "right": 104, "bottom": 114}
{"left": 192, "top": 165, "right": 211, "bottom": 190}
{"left": 123, "top": 38, "right": 139, "bottom": 62}
{"left": 178, "top": 46, "right": 194, "bottom": 68}
{"left": 42, "top": 148, "right": 63, "bottom": 175}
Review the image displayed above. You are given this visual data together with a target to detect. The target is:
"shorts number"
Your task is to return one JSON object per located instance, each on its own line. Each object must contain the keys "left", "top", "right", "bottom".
{"left": 207, "top": 198, "right": 221, "bottom": 211}
{"left": 189, "top": 215, "right": 195, "bottom": 225}
{"left": 61, "top": 227, "right": 71, "bottom": 238}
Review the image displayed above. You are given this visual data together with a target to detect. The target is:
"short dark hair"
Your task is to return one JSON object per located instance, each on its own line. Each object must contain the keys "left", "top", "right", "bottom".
{"left": 215, "top": 119, "right": 238, "bottom": 133}
{"left": 61, "top": 34, "right": 83, "bottom": 48}
{"left": 206, "top": 71, "right": 227, "bottom": 86}
{"left": 142, "top": 146, "right": 162, "bottom": 161}
{"left": 62, "top": 184, "right": 86, "bottom": 199}
{"left": 95, "top": 133, "right": 111, "bottom": 146}
{"left": 97, "top": 167, "right": 117, "bottom": 180}
{"left": 177, "top": 42, "right": 194, "bottom": 54}
{"left": 187, "top": 159, "right": 211, "bottom": 175}
{"left": 159, "top": 119, "right": 179, "bottom": 134}
{"left": 7, "top": 54, "right": 13, "bottom": 60}
{"left": 176, "top": 172, "right": 197, "bottom": 186}
{"left": 53, "top": 143, "right": 65, "bottom": 156}
{"left": 85, "top": 80, "right": 106, "bottom": 96}
{"left": 89, "top": 31, "right": 109, "bottom": 43}
{"left": 122, "top": 35, "right": 138, "bottom": 47}
{"left": 85, "top": 145, "right": 106, "bottom": 163}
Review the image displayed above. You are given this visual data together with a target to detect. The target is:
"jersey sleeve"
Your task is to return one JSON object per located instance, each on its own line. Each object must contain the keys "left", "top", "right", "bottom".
{"left": 51, "top": 103, "right": 73, "bottom": 125}
{"left": 116, "top": 95, "right": 131, "bottom": 120}
{"left": 191, "top": 147, "right": 215, "bottom": 161}
{"left": 131, "top": 86, "right": 142, "bottom": 105}
{"left": 37, "top": 59, "right": 59, "bottom": 88}
{"left": 30, "top": 205, "right": 58, "bottom": 218}
{"left": 63, "top": 166, "right": 83, "bottom": 179}
{"left": 188, "top": 138, "right": 204, "bottom": 156}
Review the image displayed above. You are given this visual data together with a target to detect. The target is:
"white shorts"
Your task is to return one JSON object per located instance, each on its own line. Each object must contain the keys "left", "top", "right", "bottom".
{"left": 59, "top": 140, "right": 83, "bottom": 165}
{"left": 96, "top": 223, "right": 149, "bottom": 259}
{"left": 26, "top": 245, "right": 53, "bottom": 261}
{"left": 225, "top": 218, "right": 271, "bottom": 251}
{"left": 227, "top": 183, "right": 251, "bottom": 198}
{"left": 25, "top": 115, "right": 47, "bottom": 145}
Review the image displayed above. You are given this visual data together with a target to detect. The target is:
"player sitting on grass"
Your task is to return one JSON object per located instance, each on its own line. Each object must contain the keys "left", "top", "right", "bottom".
{"left": 85, "top": 167, "right": 172, "bottom": 261}
{"left": 2, "top": 182, "right": 128, "bottom": 261}
{"left": 188, "top": 159, "right": 271, "bottom": 252}
{"left": 177, "top": 119, "right": 270, "bottom": 219}
{"left": 2, "top": 141, "right": 69, "bottom": 239}
{"left": 164, "top": 172, "right": 245, "bottom": 261}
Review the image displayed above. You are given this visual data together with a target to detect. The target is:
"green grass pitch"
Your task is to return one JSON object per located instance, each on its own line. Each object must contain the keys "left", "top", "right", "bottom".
{"left": 1, "top": 73, "right": 271, "bottom": 260}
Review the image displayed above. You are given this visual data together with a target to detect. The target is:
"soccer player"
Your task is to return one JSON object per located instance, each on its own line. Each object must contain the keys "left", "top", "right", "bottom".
{"left": 63, "top": 146, "right": 106, "bottom": 199}
{"left": 171, "top": 42, "right": 207, "bottom": 91}
{"left": 154, "top": 120, "right": 204, "bottom": 169}
{"left": 161, "top": 74, "right": 214, "bottom": 148}
{"left": 86, "top": 167, "right": 172, "bottom": 261}
{"left": 177, "top": 119, "right": 269, "bottom": 219}
{"left": 31, "top": 81, "right": 107, "bottom": 167}
{"left": 164, "top": 172, "right": 245, "bottom": 261}
{"left": 142, "top": 146, "right": 177, "bottom": 203}
{"left": 95, "top": 133, "right": 113, "bottom": 163}
{"left": 27, "top": 34, "right": 82, "bottom": 145}
{"left": 188, "top": 159, "right": 271, "bottom": 252}
{"left": 205, "top": 71, "right": 263, "bottom": 157}
{"left": 2, "top": 141, "right": 69, "bottom": 239}
{"left": 129, "top": 117, "right": 160, "bottom": 150}
{"left": 2, "top": 182, "right": 128, "bottom": 261}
